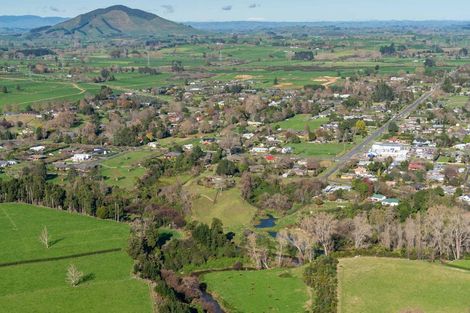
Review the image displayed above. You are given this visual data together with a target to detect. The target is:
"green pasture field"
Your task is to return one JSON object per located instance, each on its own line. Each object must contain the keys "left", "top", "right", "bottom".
{"left": 0, "top": 203, "right": 152, "bottom": 313}
{"left": 450, "top": 259, "right": 470, "bottom": 270}
{"left": 338, "top": 257, "right": 470, "bottom": 313}
{"left": 100, "top": 150, "right": 157, "bottom": 189}
{"left": 202, "top": 267, "right": 309, "bottom": 313}
{"left": 0, "top": 78, "right": 82, "bottom": 108}
{"left": 446, "top": 95, "right": 469, "bottom": 108}
{"left": 188, "top": 181, "right": 257, "bottom": 232}
{"left": 273, "top": 115, "right": 328, "bottom": 131}
{"left": 437, "top": 155, "right": 451, "bottom": 163}
{"left": 288, "top": 142, "right": 352, "bottom": 158}
{"left": 102, "top": 72, "right": 180, "bottom": 89}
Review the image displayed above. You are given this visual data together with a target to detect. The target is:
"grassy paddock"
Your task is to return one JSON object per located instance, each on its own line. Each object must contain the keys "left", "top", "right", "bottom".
{"left": 446, "top": 95, "right": 469, "bottom": 108}
{"left": 188, "top": 182, "right": 257, "bottom": 232}
{"left": 289, "top": 142, "right": 351, "bottom": 158}
{"left": 273, "top": 115, "right": 328, "bottom": 131}
{"left": 338, "top": 257, "right": 470, "bottom": 313}
{"left": 0, "top": 203, "right": 152, "bottom": 313}
{"left": 202, "top": 267, "right": 309, "bottom": 313}
{"left": 100, "top": 150, "right": 157, "bottom": 189}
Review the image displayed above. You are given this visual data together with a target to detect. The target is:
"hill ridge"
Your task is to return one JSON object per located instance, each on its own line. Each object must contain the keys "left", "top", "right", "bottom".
{"left": 29, "top": 5, "right": 201, "bottom": 39}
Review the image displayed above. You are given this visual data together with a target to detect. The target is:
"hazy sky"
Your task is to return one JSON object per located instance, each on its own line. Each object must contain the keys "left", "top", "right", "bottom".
{"left": 3, "top": 0, "right": 470, "bottom": 22}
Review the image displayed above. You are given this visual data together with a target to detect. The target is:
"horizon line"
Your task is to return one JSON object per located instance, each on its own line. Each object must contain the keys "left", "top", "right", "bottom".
{"left": 2, "top": 15, "right": 470, "bottom": 24}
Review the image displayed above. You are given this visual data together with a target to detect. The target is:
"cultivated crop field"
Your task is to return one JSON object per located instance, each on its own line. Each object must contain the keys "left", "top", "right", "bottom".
{"left": 338, "top": 257, "right": 470, "bottom": 313}
{"left": 202, "top": 267, "right": 309, "bottom": 313}
{"left": 0, "top": 203, "right": 152, "bottom": 313}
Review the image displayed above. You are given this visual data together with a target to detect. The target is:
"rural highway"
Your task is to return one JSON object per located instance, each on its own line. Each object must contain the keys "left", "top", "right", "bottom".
{"left": 322, "top": 81, "right": 443, "bottom": 181}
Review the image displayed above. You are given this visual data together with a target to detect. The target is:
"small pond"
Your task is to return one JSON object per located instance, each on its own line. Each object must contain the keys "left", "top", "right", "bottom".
{"left": 255, "top": 214, "right": 278, "bottom": 238}
{"left": 255, "top": 214, "right": 277, "bottom": 228}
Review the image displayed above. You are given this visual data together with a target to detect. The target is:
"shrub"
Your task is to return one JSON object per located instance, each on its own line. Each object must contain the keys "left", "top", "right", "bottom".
{"left": 304, "top": 256, "right": 338, "bottom": 313}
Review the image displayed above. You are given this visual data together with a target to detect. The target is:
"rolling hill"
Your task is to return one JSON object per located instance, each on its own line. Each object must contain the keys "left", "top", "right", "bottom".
{"left": 0, "top": 15, "right": 67, "bottom": 30}
{"left": 30, "top": 5, "right": 201, "bottom": 39}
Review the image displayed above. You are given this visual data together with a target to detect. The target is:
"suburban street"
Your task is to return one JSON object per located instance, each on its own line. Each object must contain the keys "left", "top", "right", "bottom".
{"left": 322, "top": 83, "right": 440, "bottom": 181}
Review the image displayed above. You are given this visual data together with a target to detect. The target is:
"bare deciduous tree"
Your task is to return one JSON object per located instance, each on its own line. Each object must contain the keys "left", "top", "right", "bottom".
{"left": 424, "top": 206, "right": 449, "bottom": 260}
{"left": 301, "top": 213, "right": 337, "bottom": 256}
{"left": 246, "top": 233, "right": 262, "bottom": 269}
{"left": 66, "top": 264, "right": 83, "bottom": 287}
{"left": 39, "top": 226, "right": 49, "bottom": 249}
{"left": 286, "top": 228, "right": 312, "bottom": 264}
{"left": 352, "top": 212, "right": 372, "bottom": 249}
{"left": 276, "top": 229, "right": 289, "bottom": 267}
{"left": 447, "top": 207, "right": 470, "bottom": 260}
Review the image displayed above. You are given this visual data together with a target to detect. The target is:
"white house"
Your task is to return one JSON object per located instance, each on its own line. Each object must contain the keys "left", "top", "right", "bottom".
{"left": 72, "top": 154, "right": 91, "bottom": 163}
{"left": 30, "top": 146, "right": 46, "bottom": 152}
{"left": 281, "top": 147, "right": 293, "bottom": 154}
{"left": 251, "top": 147, "right": 269, "bottom": 154}
{"left": 183, "top": 144, "right": 194, "bottom": 151}
{"left": 453, "top": 143, "right": 469, "bottom": 151}
{"left": 458, "top": 195, "right": 470, "bottom": 204}
{"left": 147, "top": 142, "right": 158, "bottom": 149}
{"left": 242, "top": 133, "right": 255, "bottom": 140}
{"left": 0, "top": 160, "right": 17, "bottom": 168}
{"left": 381, "top": 198, "right": 400, "bottom": 207}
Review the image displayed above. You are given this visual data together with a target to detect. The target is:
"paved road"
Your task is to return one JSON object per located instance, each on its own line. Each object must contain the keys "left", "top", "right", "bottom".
{"left": 322, "top": 84, "right": 440, "bottom": 181}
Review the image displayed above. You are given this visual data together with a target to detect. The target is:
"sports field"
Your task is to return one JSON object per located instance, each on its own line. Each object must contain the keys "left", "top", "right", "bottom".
{"left": 0, "top": 203, "right": 152, "bottom": 313}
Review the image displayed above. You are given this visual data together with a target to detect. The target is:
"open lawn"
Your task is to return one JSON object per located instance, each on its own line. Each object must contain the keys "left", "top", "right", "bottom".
{"left": 0, "top": 203, "right": 152, "bottom": 313}
{"left": 202, "top": 267, "right": 309, "bottom": 313}
{"left": 338, "top": 257, "right": 470, "bottom": 313}
{"left": 446, "top": 95, "right": 469, "bottom": 109}
{"left": 100, "top": 150, "right": 157, "bottom": 189}
{"left": 289, "top": 142, "right": 351, "bottom": 158}
{"left": 274, "top": 115, "right": 328, "bottom": 132}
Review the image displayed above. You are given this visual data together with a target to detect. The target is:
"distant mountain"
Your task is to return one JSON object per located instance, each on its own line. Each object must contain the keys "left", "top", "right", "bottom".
{"left": 31, "top": 5, "right": 201, "bottom": 39}
{"left": 188, "top": 20, "right": 470, "bottom": 33}
{"left": 0, "top": 15, "right": 67, "bottom": 30}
